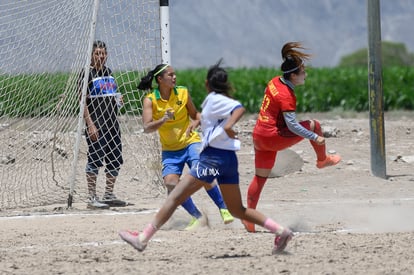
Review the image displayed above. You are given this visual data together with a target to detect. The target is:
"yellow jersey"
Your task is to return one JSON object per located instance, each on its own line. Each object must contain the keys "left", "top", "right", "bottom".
{"left": 146, "top": 86, "right": 201, "bottom": 151}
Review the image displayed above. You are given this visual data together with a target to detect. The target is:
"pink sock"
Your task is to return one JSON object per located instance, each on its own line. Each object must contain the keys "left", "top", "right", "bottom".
{"left": 140, "top": 223, "right": 157, "bottom": 243}
{"left": 263, "top": 218, "right": 284, "bottom": 235}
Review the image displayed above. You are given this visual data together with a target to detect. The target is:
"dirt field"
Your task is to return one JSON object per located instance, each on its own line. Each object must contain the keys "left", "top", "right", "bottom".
{"left": 1, "top": 112, "right": 414, "bottom": 274}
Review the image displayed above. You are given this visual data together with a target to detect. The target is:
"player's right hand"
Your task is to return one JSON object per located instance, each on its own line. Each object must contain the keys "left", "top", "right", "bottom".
{"left": 163, "top": 108, "right": 175, "bottom": 121}
{"left": 88, "top": 124, "right": 99, "bottom": 141}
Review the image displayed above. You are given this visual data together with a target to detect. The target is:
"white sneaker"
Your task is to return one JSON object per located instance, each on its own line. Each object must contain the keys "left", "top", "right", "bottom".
{"left": 87, "top": 195, "right": 109, "bottom": 209}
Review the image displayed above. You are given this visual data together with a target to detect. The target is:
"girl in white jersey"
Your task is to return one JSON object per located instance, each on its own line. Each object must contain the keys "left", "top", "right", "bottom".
{"left": 119, "top": 60, "right": 293, "bottom": 255}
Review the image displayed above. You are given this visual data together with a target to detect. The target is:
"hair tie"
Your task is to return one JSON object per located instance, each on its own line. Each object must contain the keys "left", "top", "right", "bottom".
{"left": 154, "top": 64, "right": 169, "bottom": 77}
{"left": 282, "top": 59, "right": 304, "bottom": 74}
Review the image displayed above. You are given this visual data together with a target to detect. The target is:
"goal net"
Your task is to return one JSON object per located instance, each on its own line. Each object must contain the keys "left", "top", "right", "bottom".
{"left": 0, "top": 0, "right": 166, "bottom": 211}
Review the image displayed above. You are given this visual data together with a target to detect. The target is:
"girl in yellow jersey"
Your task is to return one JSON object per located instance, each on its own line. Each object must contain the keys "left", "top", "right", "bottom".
{"left": 137, "top": 64, "right": 234, "bottom": 229}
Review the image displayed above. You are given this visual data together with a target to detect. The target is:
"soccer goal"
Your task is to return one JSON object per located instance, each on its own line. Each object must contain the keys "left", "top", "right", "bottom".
{"left": 0, "top": 0, "right": 169, "bottom": 210}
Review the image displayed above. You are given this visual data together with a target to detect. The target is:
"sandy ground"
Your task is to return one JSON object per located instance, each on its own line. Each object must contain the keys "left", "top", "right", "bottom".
{"left": 1, "top": 111, "right": 414, "bottom": 275}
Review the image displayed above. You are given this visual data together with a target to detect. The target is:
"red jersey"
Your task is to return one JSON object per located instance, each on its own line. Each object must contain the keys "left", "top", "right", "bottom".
{"left": 253, "top": 76, "right": 296, "bottom": 137}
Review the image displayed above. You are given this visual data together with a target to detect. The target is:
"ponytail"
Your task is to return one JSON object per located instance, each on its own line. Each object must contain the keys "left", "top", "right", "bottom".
{"left": 280, "top": 42, "right": 311, "bottom": 78}
{"left": 137, "top": 63, "right": 169, "bottom": 90}
{"left": 206, "top": 58, "right": 232, "bottom": 97}
{"left": 137, "top": 71, "right": 154, "bottom": 90}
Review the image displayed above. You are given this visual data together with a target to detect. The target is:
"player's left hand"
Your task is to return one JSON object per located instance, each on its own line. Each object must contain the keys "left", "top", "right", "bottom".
{"left": 225, "top": 128, "right": 239, "bottom": 139}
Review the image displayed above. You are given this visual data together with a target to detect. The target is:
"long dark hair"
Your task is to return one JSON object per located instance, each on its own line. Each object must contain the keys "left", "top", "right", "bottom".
{"left": 206, "top": 59, "right": 232, "bottom": 97}
{"left": 280, "top": 42, "right": 311, "bottom": 79}
{"left": 137, "top": 64, "right": 169, "bottom": 90}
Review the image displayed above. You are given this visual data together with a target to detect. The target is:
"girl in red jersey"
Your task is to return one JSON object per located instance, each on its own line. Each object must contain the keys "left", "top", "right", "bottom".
{"left": 243, "top": 42, "right": 341, "bottom": 233}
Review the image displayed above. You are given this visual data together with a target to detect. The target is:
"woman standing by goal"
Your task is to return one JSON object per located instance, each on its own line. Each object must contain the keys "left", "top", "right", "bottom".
{"left": 79, "top": 40, "right": 126, "bottom": 209}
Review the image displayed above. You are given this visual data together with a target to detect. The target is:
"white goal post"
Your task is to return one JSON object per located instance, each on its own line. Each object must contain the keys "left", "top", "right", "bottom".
{"left": 0, "top": 0, "right": 169, "bottom": 210}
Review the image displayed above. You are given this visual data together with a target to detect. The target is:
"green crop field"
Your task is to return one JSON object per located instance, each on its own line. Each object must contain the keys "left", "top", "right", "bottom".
{"left": 1, "top": 66, "right": 413, "bottom": 117}
{"left": 177, "top": 66, "right": 414, "bottom": 113}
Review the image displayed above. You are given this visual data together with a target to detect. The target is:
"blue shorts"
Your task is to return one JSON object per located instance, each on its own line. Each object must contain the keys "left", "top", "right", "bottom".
{"left": 162, "top": 142, "right": 201, "bottom": 178}
{"left": 189, "top": 146, "right": 239, "bottom": 185}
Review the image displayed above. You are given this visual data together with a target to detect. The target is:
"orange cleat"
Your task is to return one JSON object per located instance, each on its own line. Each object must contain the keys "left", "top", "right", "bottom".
{"left": 241, "top": 219, "right": 255, "bottom": 233}
{"left": 316, "top": 154, "right": 341, "bottom": 169}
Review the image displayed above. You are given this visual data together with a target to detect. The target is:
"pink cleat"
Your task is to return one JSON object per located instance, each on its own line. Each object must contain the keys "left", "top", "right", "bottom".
{"left": 272, "top": 228, "right": 293, "bottom": 254}
{"left": 119, "top": 230, "right": 147, "bottom": 252}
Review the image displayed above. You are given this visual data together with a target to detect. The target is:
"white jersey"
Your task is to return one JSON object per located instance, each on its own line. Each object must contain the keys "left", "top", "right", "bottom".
{"left": 200, "top": 92, "right": 243, "bottom": 151}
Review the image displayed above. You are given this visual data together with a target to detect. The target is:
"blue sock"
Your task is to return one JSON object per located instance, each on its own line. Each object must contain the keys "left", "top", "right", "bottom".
{"left": 206, "top": 185, "right": 227, "bottom": 209}
{"left": 181, "top": 197, "right": 202, "bottom": 219}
